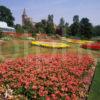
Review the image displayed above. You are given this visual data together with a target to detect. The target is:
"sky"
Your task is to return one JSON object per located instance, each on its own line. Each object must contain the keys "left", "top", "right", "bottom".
{"left": 0, "top": 0, "right": 100, "bottom": 25}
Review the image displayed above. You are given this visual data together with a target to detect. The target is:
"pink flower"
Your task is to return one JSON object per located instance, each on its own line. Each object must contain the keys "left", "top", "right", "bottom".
{"left": 32, "top": 85, "right": 37, "bottom": 90}
{"left": 46, "top": 96, "right": 51, "bottom": 100}
{"left": 65, "top": 95, "right": 71, "bottom": 100}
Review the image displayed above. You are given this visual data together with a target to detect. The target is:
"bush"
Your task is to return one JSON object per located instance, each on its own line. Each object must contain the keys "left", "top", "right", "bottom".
{"left": 0, "top": 29, "right": 3, "bottom": 38}
{"left": 20, "top": 37, "right": 35, "bottom": 40}
{"left": 1, "top": 36, "right": 12, "bottom": 41}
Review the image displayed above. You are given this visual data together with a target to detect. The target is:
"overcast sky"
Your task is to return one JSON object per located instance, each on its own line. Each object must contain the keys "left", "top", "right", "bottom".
{"left": 0, "top": 0, "right": 100, "bottom": 25}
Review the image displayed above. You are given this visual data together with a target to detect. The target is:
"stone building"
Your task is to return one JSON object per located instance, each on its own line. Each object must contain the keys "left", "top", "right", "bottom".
{"left": 22, "top": 8, "right": 36, "bottom": 26}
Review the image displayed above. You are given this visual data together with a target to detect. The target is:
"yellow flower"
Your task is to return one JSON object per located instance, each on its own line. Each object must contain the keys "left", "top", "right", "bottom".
{"left": 66, "top": 38, "right": 94, "bottom": 44}
{"left": 31, "top": 41, "right": 70, "bottom": 48}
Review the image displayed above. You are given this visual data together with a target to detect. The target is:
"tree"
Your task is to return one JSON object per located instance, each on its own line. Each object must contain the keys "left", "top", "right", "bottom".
{"left": 59, "top": 17, "right": 65, "bottom": 27}
{"left": 57, "top": 17, "right": 65, "bottom": 36}
{"left": 93, "top": 25, "right": 100, "bottom": 36}
{"left": 23, "top": 21, "right": 34, "bottom": 33}
{"left": 46, "top": 14, "right": 55, "bottom": 35}
{"left": 41, "top": 19, "right": 47, "bottom": 33}
{"left": 35, "top": 22, "right": 45, "bottom": 33}
{"left": 0, "top": 29, "right": 3, "bottom": 38}
{"left": 65, "top": 22, "right": 70, "bottom": 36}
{"left": 73, "top": 15, "right": 79, "bottom": 23}
{"left": 0, "top": 6, "right": 15, "bottom": 26}
{"left": 80, "top": 18, "right": 93, "bottom": 39}
{"left": 70, "top": 15, "right": 80, "bottom": 36}
{"left": 15, "top": 24, "right": 24, "bottom": 33}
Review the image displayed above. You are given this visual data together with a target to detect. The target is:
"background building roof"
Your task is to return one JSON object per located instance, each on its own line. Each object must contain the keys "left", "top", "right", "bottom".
{"left": 0, "top": 21, "right": 15, "bottom": 30}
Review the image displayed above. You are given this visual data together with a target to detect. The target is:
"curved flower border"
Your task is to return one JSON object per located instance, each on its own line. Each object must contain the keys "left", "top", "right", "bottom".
{"left": 66, "top": 38, "right": 94, "bottom": 44}
{"left": 31, "top": 41, "right": 70, "bottom": 48}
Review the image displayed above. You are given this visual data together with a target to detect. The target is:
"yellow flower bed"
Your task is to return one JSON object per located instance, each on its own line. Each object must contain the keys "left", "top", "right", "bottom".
{"left": 66, "top": 38, "right": 94, "bottom": 44}
{"left": 31, "top": 41, "right": 70, "bottom": 48}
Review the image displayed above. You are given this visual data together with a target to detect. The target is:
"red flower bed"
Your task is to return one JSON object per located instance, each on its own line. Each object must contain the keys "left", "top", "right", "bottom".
{"left": 0, "top": 54, "right": 95, "bottom": 99}
{"left": 81, "top": 42, "right": 100, "bottom": 50}
{"left": 3, "top": 32, "right": 32, "bottom": 38}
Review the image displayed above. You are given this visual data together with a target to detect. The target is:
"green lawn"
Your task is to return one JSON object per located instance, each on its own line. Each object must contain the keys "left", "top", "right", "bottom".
{"left": 88, "top": 62, "right": 100, "bottom": 100}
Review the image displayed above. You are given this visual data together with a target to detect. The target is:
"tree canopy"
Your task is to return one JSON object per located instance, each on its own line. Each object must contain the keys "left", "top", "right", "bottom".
{"left": 1, "top": 6, "right": 99, "bottom": 39}
{"left": 93, "top": 25, "right": 100, "bottom": 36}
{"left": 70, "top": 15, "right": 80, "bottom": 36}
{"left": 0, "top": 6, "right": 15, "bottom": 26}
{"left": 80, "top": 18, "right": 93, "bottom": 39}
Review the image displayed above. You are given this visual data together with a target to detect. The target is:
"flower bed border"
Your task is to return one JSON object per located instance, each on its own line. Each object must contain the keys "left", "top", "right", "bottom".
{"left": 31, "top": 41, "right": 70, "bottom": 49}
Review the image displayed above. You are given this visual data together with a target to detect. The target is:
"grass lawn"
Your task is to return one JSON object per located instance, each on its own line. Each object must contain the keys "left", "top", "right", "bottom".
{"left": 88, "top": 62, "right": 100, "bottom": 100}
{"left": 0, "top": 38, "right": 99, "bottom": 60}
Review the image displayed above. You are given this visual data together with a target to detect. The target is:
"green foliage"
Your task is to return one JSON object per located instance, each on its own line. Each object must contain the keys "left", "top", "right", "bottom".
{"left": 35, "top": 15, "right": 55, "bottom": 35}
{"left": 0, "top": 5, "right": 99, "bottom": 39}
{"left": 93, "top": 25, "right": 100, "bottom": 36}
{"left": 15, "top": 86, "right": 26, "bottom": 94}
{"left": 88, "top": 62, "right": 100, "bottom": 100}
{"left": 70, "top": 15, "right": 80, "bottom": 36}
{"left": 0, "top": 6, "right": 15, "bottom": 26}
{"left": 15, "top": 24, "right": 24, "bottom": 33}
{"left": 31, "top": 32, "right": 36, "bottom": 36}
{"left": 58, "top": 17, "right": 65, "bottom": 36}
{"left": 65, "top": 22, "right": 70, "bottom": 34}
{"left": 0, "top": 29, "right": 3, "bottom": 38}
{"left": 46, "top": 23, "right": 55, "bottom": 35}
{"left": 73, "top": 15, "right": 79, "bottom": 23}
{"left": 1, "top": 36, "right": 12, "bottom": 41}
{"left": 56, "top": 17, "right": 70, "bottom": 36}
{"left": 15, "top": 84, "right": 35, "bottom": 100}
{"left": 59, "top": 17, "right": 65, "bottom": 27}
{"left": 20, "top": 37, "right": 35, "bottom": 40}
{"left": 80, "top": 18, "right": 93, "bottom": 39}
{"left": 70, "top": 15, "right": 94, "bottom": 39}
{"left": 35, "top": 22, "right": 46, "bottom": 33}
{"left": 23, "top": 21, "right": 34, "bottom": 33}
{"left": 46, "top": 14, "right": 55, "bottom": 35}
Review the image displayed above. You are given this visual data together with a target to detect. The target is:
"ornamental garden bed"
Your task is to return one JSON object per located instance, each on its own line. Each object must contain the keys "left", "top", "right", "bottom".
{"left": 81, "top": 42, "right": 100, "bottom": 50}
{"left": 66, "top": 38, "right": 94, "bottom": 45}
{"left": 31, "top": 41, "right": 70, "bottom": 48}
{"left": 0, "top": 53, "right": 96, "bottom": 100}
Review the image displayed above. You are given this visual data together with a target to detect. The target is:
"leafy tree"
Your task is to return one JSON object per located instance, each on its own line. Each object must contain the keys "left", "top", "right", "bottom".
{"left": 56, "top": 27, "right": 63, "bottom": 36}
{"left": 65, "top": 22, "right": 70, "bottom": 36}
{"left": 35, "top": 22, "right": 45, "bottom": 33}
{"left": 57, "top": 17, "right": 65, "bottom": 36}
{"left": 0, "top": 29, "right": 3, "bottom": 38}
{"left": 70, "top": 15, "right": 80, "bottom": 36}
{"left": 0, "top": 6, "right": 15, "bottom": 26}
{"left": 73, "top": 15, "right": 79, "bottom": 23}
{"left": 34, "top": 19, "right": 47, "bottom": 34}
{"left": 93, "top": 25, "right": 100, "bottom": 36}
{"left": 41, "top": 19, "right": 47, "bottom": 29}
{"left": 15, "top": 24, "right": 24, "bottom": 33}
{"left": 59, "top": 17, "right": 65, "bottom": 27}
{"left": 23, "top": 21, "right": 34, "bottom": 33}
{"left": 46, "top": 14, "right": 55, "bottom": 35}
{"left": 80, "top": 18, "right": 93, "bottom": 39}
{"left": 56, "top": 18, "right": 70, "bottom": 36}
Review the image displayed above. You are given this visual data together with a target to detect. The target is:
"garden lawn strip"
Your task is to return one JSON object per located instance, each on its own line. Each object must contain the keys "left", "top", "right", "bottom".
{"left": 88, "top": 62, "right": 100, "bottom": 100}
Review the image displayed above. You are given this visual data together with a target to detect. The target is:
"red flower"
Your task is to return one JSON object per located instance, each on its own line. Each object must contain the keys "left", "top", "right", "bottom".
{"left": 0, "top": 53, "right": 95, "bottom": 99}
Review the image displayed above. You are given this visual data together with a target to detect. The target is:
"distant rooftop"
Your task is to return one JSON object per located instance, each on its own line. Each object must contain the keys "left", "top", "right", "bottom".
{"left": 0, "top": 21, "right": 15, "bottom": 30}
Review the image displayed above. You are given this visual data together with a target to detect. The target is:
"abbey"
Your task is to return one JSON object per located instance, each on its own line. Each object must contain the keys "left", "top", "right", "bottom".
{"left": 22, "top": 8, "right": 36, "bottom": 26}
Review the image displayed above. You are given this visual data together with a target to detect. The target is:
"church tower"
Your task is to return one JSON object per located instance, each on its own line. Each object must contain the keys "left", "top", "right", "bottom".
{"left": 22, "top": 8, "right": 27, "bottom": 26}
